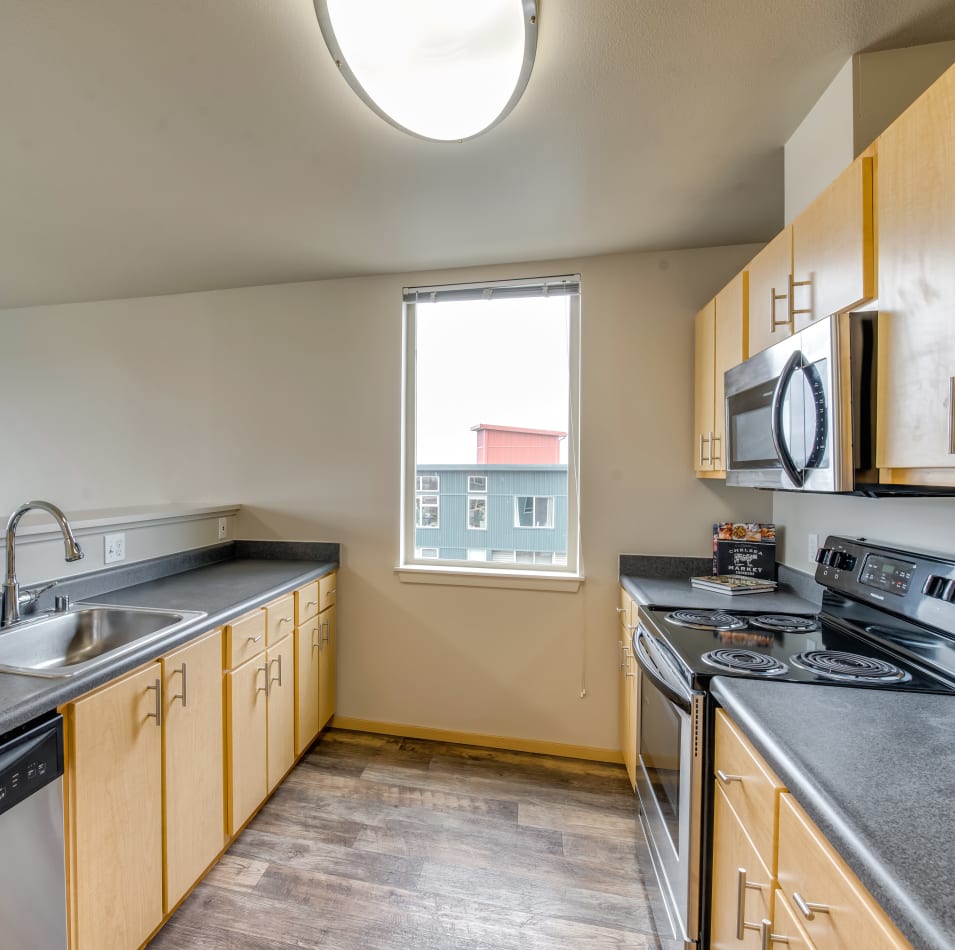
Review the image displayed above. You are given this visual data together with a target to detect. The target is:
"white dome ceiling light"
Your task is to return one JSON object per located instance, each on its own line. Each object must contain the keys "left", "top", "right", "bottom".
{"left": 314, "top": 0, "right": 539, "bottom": 143}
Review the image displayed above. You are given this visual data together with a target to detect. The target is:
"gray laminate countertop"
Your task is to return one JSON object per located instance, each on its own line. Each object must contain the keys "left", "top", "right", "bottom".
{"left": 620, "top": 574, "right": 819, "bottom": 614}
{"left": 0, "top": 556, "right": 337, "bottom": 734}
{"left": 711, "top": 677, "right": 955, "bottom": 950}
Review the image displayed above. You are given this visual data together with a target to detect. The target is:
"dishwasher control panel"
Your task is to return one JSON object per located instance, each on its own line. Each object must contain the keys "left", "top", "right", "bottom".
{"left": 0, "top": 714, "right": 63, "bottom": 818}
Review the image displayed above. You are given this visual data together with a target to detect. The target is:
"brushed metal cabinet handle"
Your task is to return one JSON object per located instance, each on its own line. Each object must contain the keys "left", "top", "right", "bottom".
{"left": 789, "top": 273, "right": 811, "bottom": 325}
{"left": 278, "top": 616, "right": 292, "bottom": 626}
{"left": 145, "top": 678, "right": 162, "bottom": 727}
{"left": 760, "top": 919, "right": 790, "bottom": 950}
{"left": 321, "top": 620, "right": 331, "bottom": 646}
{"left": 717, "top": 769, "right": 743, "bottom": 785}
{"left": 171, "top": 662, "right": 187, "bottom": 707}
{"left": 792, "top": 891, "right": 830, "bottom": 921}
{"left": 736, "top": 867, "right": 767, "bottom": 940}
{"left": 710, "top": 431, "right": 721, "bottom": 463}
{"left": 311, "top": 625, "right": 320, "bottom": 651}
{"left": 256, "top": 663, "right": 270, "bottom": 697}
{"left": 247, "top": 634, "right": 263, "bottom": 643}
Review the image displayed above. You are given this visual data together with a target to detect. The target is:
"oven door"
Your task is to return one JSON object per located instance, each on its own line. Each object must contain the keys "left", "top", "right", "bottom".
{"left": 633, "top": 625, "right": 705, "bottom": 949}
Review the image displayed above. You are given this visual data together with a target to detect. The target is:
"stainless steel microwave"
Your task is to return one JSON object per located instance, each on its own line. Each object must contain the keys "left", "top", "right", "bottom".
{"left": 724, "top": 312, "right": 875, "bottom": 493}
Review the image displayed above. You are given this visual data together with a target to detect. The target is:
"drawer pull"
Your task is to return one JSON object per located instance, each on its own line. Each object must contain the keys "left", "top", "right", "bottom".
{"left": 759, "top": 919, "right": 790, "bottom": 950}
{"left": 717, "top": 769, "right": 743, "bottom": 785}
{"left": 792, "top": 891, "right": 830, "bottom": 921}
{"left": 278, "top": 616, "right": 292, "bottom": 626}
{"left": 615, "top": 606, "right": 627, "bottom": 615}
{"left": 736, "top": 868, "right": 767, "bottom": 940}
{"left": 247, "top": 634, "right": 263, "bottom": 644}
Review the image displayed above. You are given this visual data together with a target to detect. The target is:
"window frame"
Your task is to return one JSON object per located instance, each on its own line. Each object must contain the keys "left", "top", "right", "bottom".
{"left": 513, "top": 495, "right": 555, "bottom": 529}
{"left": 467, "top": 494, "right": 488, "bottom": 530}
{"left": 414, "top": 494, "right": 440, "bottom": 529}
{"left": 399, "top": 275, "right": 582, "bottom": 581}
{"left": 467, "top": 474, "right": 488, "bottom": 493}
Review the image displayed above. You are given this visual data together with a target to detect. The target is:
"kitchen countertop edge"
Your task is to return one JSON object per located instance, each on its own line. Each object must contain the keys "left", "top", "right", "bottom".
{"left": 711, "top": 677, "right": 952, "bottom": 950}
{"left": 0, "top": 557, "right": 338, "bottom": 734}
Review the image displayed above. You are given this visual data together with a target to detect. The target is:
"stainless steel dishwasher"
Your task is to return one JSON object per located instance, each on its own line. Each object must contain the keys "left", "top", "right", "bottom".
{"left": 0, "top": 713, "right": 68, "bottom": 949}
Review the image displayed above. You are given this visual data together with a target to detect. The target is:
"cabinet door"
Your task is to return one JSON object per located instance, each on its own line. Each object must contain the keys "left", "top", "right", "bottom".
{"left": 710, "top": 784, "right": 774, "bottom": 950}
{"left": 295, "top": 616, "right": 321, "bottom": 756}
{"left": 694, "top": 301, "right": 716, "bottom": 474}
{"left": 68, "top": 663, "right": 163, "bottom": 950}
{"left": 317, "top": 604, "right": 337, "bottom": 731}
{"left": 713, "top": 271, "right": 748, "bottom": 473}
{"left": 747, "top": 227, "right": 793, "bottom": 357}
{"left": 791, "top": 154, "right": 874, "bottom": 330}
{"left": 162, "top": 629, "right": 225, "bottom": 912}
{"left": 877, "top": 65, "right": 955, "bottom": 478}
{"left": 226, "top": 652, "right": 269, "bottom": 835}
{"left": 267, "top": 635, "right": 296, "bottom": 791}
{"left": 771, "top": 888, "right": 816, "bottom": 950}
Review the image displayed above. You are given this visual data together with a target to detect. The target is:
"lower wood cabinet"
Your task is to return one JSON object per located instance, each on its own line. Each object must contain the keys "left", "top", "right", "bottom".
{"left": 294, "top": 613, "right": 321, "bottom": 755}
{"left": 225, "top": 648, "right": 268, "bottom": 835}
{"left": 317, "top": 601, "right": 337, "bottom": 731}
{"left": 266, "top": 634, "right": 295, "bottom": 791}
{"left": 616, "top": 587, "right": 638, "bottom": 789}
{"left": 64, "top": 628, "right": 224, "bottom": 950}
{"left": 711, "top": 710, "right": 913, "bottom": 950}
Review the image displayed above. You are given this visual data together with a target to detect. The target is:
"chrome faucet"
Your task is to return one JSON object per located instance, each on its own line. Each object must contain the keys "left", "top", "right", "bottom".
{"left": 2, "top": 501, "right": 84, "bottom": 627}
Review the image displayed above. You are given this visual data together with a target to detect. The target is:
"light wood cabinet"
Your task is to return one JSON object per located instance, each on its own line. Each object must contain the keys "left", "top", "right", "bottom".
{"left": 225, "top": 607, "right": 267, "bottom": 669}
{"left": 710, "top": 782, "right": 774, "bottom": 949}
{"left": 295, "top": 580, "right": 320, "bottom": 625}
{"left": 161, "top": 629, "right": 225, "bottom": 912}
{"left": 225, "top": 651, "right": 269, "bottom": 835}
{"left": 693, "top": 272, "right": 748, "bottom": 478}
{"left": 791, "top": 154, "right": 875, "bottom": 331}
{"left": 876, "top": 64, "right": 955, "bottom": 485}
{"left": 267, "top": 634, "right": 296, "bottom": 790}
{"left": 711, "top": 711, "right": 913, "bottom": 950}
{"left": 318, "top": 602, "right": 337, "bottom": 730}
{"left": 294, "top": 613, "right": 321, "bottom": 755}
{"left": 265, "top": 593, "right": 295, "bottom": 646}
{"left": 747, "top": 227, "right": 793, "bottom": 357}
{"left": 616, "top": 587, "right": 638, "bottom": 789}
{"left": 65, "top": 663, "right": 164, "bottom": 950}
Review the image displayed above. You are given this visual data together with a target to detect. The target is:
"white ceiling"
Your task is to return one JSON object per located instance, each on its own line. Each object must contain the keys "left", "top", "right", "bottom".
{"left": 3, "top": 0, "right": 955, "bottom": 309}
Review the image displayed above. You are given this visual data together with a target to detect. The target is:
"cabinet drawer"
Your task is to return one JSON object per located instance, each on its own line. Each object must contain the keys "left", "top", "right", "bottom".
{"left": 319, "top": 571, "right": 337, "bottom": 613}
{"left": 714, "top": 710, "right": 785, "bottom": 872}
{"left": 711, "top": 783, "right": 774, "bottom": 950}
{"left": 617, "top": 586, "right": 635, "bottom": 632}
{"left": 225, "top": 608, "right": 267, "bottom": 669}
{"left": 772, "top": 888, "right": 815, "bottom": 950}
{"left": 777, "top": 794, "right": 911, "bottom": 950}
{"left": 295, "top": 581, "right": 320, "bottom": 625}
{"left": 265, "top": 593, "right": 295, "bottom": 645}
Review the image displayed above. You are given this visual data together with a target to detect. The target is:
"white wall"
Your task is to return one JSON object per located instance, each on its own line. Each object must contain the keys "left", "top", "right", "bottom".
{"left": 784, "top": 60, "right": 854, "bottom": 225}
{"left": 1, "top": 245, "right": 770, "bottom": 751}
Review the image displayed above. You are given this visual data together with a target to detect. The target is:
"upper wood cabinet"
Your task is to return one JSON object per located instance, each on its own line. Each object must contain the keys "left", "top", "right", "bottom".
{"left": 747, "top": 227, "right": 793, "bottom": 357}
{"left": 694, "top": 272, "right": 748, "bottom": 478}
{"left": 791, "top": 154, "right": 875, "bottom": 331}
{"left": 746, "top": 156, "right": 874, "bottom": 357}
{"left": 876, "top": 63, "right": 955, "bottom": 483}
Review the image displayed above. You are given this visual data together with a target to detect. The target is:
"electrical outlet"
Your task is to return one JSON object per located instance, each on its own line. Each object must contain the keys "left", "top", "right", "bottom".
{"left": 217, "top": 518, "right": 228, "bottom": 540}
{"left": 104, "top": 532, "right": 126, "bottom": 564}
{"left": 808, "top": 532, "right": 819, "bottom": 563}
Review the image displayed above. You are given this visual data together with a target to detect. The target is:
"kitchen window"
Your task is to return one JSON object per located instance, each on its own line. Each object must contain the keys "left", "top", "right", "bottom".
{"left": 514, "top": 495, "right": 554, "bottom": 529}
{"left": 400, "top": 275, "right": 581, "bottom": 582}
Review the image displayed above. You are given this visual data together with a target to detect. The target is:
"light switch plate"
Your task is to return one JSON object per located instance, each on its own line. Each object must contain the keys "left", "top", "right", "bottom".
{"left": 104, "top": 532, "right": 126, "bottom": 563}
{"left": 217, "top": 517, "right": 228, "bottom": 540}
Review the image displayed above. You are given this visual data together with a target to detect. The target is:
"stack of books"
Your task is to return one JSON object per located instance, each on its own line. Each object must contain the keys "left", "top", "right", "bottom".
{"left": 713, "top": 522, "right": 777, "bottom": 581}
{"left": 690, "top": 575, "right": 778, "bottom": 595}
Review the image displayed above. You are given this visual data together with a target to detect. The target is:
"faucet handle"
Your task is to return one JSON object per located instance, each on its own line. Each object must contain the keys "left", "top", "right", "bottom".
{"left": 18, "top": 580, "right": 57, "bottom": 608}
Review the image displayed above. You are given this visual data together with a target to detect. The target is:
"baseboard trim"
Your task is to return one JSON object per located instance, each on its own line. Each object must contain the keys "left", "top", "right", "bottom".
{"left": 329, "top": 716, "right": 623, "bottom": 764}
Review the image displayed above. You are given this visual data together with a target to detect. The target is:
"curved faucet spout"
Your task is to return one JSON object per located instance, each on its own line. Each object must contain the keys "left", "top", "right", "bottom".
{"left": 3, "top": 501, "right": 84, "bottom": 627}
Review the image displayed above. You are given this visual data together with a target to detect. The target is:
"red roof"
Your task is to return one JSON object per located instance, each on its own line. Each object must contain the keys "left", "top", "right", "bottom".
{"left": 469, "top": 424, "right": 567, "bottom": 437}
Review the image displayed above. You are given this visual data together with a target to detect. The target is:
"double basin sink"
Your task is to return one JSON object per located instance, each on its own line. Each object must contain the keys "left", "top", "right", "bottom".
{"left": 0, "top": 605, "right": 206, "bottom": 678}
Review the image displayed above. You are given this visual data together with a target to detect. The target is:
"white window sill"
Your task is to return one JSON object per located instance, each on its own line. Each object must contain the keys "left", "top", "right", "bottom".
{"left": 395, "top": 564, "right": 584, "bottom": 592}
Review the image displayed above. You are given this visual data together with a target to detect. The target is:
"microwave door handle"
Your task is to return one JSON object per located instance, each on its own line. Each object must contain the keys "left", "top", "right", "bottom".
{"left": 632, "top": 627, "right": 693, "bottom": 712}
{"left": 771, "top": 349, "right": 806, "bottom": 488}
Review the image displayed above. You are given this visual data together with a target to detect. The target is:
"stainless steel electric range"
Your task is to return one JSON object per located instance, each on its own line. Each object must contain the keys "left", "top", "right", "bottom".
{"left": 631, "top": 535, "right": 955, "bottom": 950}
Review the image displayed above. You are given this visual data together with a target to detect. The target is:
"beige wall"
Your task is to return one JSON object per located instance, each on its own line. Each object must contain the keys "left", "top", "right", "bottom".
{"left": 1, "top": 244, "right": 770, "bottom": 751}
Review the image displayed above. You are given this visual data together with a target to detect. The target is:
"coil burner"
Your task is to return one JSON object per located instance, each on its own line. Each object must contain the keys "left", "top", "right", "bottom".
{"left": 666, "top": 610, "right": 746, "bottom": 631}
{"left": 790, "top": 650, "right": 911, "bottom": 683}
{"left": 750, "top": 614, "right": 820, "bottom": 633}
{"left": 701, "top": 649, "right": 788, "bottom": 675}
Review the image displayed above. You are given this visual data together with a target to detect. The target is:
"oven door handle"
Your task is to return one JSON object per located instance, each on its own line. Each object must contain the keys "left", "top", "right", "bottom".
{"left": 770, "top": 349, "right": 807, "bottom": 488}
{"left": 633, "top": 626, "right": 700, "bottom": 713}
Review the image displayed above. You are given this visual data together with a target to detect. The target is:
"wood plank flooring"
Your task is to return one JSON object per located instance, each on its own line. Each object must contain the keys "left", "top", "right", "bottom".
{"left": 148, "top": 730, "right": 665, "bottom": 950}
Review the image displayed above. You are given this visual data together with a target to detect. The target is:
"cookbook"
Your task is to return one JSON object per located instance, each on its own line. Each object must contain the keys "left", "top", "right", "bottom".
{"left": 690, "top": 574, "right": 778, "bottom": 595}
{"left": 712, "top": 522, "right": 777, "bottom": 581}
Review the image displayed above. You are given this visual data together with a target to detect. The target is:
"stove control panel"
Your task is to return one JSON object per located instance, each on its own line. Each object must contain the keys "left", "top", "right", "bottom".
{"left": 818, "top": 536, "right": 955, "bottom": 635}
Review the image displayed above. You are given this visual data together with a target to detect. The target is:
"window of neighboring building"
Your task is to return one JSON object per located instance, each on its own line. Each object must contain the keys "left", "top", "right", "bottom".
{"left": 401, "top": 275, "right": 581, "bottom": 576}
{"left": 467, "top": 495, "right": 487, "bottom": 530}
{"left": 514, "top": 495, "right": 554, "bottom": 529}
{"left": 416, "top": 547, "right": 439, "bottom": 558}
{"left": 415, "top": 494, "right": 439, "bottom": 528}
{"left": 467, "top": 548, "right": 487, "bottom": 561}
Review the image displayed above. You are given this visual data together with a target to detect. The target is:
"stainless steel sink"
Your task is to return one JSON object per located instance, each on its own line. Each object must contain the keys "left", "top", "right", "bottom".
{"left": 0, "top": 605, "right": 206, "bottom": 677}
